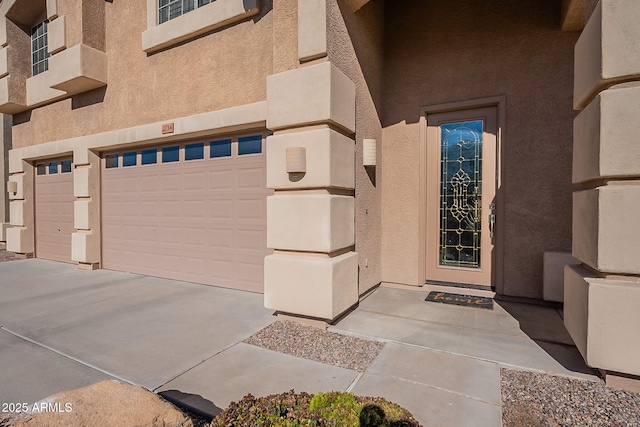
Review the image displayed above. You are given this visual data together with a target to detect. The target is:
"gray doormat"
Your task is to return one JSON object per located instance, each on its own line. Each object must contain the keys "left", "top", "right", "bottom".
{"left": 425, "top": 291, "right": 494, "bottom": 310}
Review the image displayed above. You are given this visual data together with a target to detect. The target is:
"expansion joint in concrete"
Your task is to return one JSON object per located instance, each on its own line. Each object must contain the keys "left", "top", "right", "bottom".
{"left": 0, "top": 326, "right": 137, "bottom": 387}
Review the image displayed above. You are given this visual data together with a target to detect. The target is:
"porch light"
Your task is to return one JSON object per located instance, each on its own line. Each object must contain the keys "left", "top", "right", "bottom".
{"left": 363, "top": 139, "right": 376, "bottom": 167}
{"left": 6, "top": 181, "right": 17, "bottom": 194}
{"left": 286, "top": 147, "right": 306, "bottom": 173}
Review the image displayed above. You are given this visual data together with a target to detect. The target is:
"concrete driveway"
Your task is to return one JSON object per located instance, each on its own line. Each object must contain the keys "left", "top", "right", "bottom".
{"left": 0, "top": 259, "right": 275, "bottom": 405}
{"left": 0, "top": 259, "right": 599, "bottom": 426}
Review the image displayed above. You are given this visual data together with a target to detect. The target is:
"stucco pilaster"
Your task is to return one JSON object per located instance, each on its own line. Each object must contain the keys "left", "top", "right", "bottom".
{"left": 71, "top": 149, "right": 100, "bottom": 268}
{"left": 6, "top": 160, "right": 33, "bottom": 254}
{"left": 568, "top": 0, "right": 640, "bottom": 385}
{"left": 265, "top": 49, "right": 357, "bottom": 322}
{"left": 0, "top": 114, "right": 10, "bottom": 241}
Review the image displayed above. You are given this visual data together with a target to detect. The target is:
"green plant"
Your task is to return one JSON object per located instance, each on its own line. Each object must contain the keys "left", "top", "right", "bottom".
{"left": 210, "top": 390, "right": 422, "bottom": 427}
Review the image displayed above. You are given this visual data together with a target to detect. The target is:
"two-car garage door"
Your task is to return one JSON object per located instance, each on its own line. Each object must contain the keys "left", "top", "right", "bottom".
{"left": 101, "top": 134, "right": 272, "bottom": 293}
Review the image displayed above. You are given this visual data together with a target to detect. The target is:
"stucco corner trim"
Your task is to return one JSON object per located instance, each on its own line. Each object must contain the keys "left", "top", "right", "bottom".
{"left": 142, "top": 0, "right": 260, "bottom": 53}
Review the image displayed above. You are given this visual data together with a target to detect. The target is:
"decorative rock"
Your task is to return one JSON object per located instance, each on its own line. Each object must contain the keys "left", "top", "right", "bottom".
{"left": 1, "top": 381, "right": 194, "bottom": 427}
{"left": 244, "top": 320, "right": 385, "bottom": 372}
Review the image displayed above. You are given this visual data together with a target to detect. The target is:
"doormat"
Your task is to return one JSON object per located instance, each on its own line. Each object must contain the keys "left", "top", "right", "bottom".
{"left": 425, "top": 291, "right": 494, "bottom": 310}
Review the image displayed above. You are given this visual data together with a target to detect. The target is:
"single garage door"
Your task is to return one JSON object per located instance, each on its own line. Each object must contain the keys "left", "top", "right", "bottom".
{"left": 35, "top": 160, "right": 75, "bottom": 263}
{"left": 101, "top": 134, "right": 273, "bottom": 293}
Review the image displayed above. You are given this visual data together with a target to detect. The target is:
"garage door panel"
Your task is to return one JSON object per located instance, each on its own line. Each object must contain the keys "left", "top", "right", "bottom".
{"left": 183, "top": 200, "right": 207, "bottom": 218}
{"left": 210, "top": 201, "right": 234, "bottom": 219}
{"left": 237, "top": 199, "right": 265, "bottom": 220}
{"left": 35, "top": 167, "right": 74, "bottom": 263}
{"left": 103, "top": 143, "right": 271, "bottom": 293}
{"left": 209, "top": 170, "right": 233, "bottom": 190}
{"left": 184, "top": 171, "right": 207, "bottom": 190}
{"left": 237, "top": 230, "right": 266, "bottom": 251}
{"left": 237, "top": 168, "right": 265, "bottom": 189}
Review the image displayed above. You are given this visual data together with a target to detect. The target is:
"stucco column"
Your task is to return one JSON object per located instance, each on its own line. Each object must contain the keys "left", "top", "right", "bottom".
{"left": 264, "top": 0, "right": 358, "bottom": 322}
{"left": 0, "top": 114, "right": 11, "bottom": 241}
{"left": 6, "top": 158, "right": 34, "bottom": 255}
{"left": 566, "top": 0, "right": 640, "bottom": 390}
{"left": 71, "top": 148, "right": 101, "bottom": 269}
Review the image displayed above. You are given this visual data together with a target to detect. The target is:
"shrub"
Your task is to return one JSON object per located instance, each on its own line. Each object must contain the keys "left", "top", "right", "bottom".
{"left": 211, "top": 390, "right": 423, "bottom": 427}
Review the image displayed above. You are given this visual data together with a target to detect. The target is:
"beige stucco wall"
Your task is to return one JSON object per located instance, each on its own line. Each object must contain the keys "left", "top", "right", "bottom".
{"left": 272, "top": 0, "right": 297, "bottom": 74}
{"left": 328, "top": 0, "right": 383, "bottom": 295}
{"left": 12, "top": 0, "right": 274, "bottom": 148}
{"left": 57, "top": 0, "right": 82, "bottom": 49}
{"left": 381, "top": 0, "right": 579, "bottom": 298}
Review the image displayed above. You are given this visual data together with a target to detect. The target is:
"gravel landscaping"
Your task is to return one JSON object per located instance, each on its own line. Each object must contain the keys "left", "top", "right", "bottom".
{"left": 244, "top": 320, "right": 385, "bottom": 372}
{"left": 501, "top": 368, "right": 640, "bottom": 427}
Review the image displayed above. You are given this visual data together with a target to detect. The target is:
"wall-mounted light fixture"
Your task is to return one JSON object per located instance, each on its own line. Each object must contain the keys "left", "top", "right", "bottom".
{"left": 363, "top": 139, "right": 376, "bottom": 167}
{"left": 6, "top": 181, "right": 17, "bottom": 194}
{"left": 286, "top": 147, "right": 307, "bottom": 174}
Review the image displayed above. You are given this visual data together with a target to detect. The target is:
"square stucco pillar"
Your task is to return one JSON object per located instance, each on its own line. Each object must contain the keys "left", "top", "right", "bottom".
{"left": 573, "top": 84, "right": 640, "bottom": 183}
{"left": 0, "top": 114, "right": 10, "bottom": 241}
{"left": 265, "top": 61, "right": 358, "bottom": 322}
{"left": 6, "top": 162, "right": 34, "bottom": 254}
{"left": 569, "top": 0, "right": 640, "bottom": 388}
{"left": 574, "top": 0, "right": 640, "bottom": 109}
{"left": 573, "top": 185, "right": 640, "bottom": 275}
{"left": 565, "top": 265, "right": 640, "bottom": 376}
{"left": 71, "top": 150, "right": 101, "bottom": 267}
{"left": 265, "top": 252, "right": 358, "bottom": 320}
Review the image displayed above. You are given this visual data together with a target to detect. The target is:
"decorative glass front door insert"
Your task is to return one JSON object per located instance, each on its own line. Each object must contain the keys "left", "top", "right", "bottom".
{"left": 439, "top": 120, "right": 483, "bottom": 268}
{"left": 425, "top": 105, "right": 497, "bottom": 288}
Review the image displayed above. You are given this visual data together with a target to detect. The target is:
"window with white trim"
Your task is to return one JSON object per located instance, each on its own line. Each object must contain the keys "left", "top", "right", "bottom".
{"left": 158, "top": 0, "right": 216, "bottom": 24}
{"left": 31, "top": 20, "right": 50, "bottom": 76}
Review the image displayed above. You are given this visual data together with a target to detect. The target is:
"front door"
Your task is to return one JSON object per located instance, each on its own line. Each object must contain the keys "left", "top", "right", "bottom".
{"left": 425, "top": 107, "right": 498, "bottom": 287}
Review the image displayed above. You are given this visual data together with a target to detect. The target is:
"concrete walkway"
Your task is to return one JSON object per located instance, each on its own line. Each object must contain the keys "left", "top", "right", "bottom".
{"left": 0, "top": 259, "right": 598, "bottom": 426}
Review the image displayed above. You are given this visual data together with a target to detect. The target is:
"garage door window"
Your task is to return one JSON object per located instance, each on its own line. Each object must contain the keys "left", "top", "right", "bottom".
{"left": 142, "top": 149, "right": 158, "bottom": 165}
{"left": 37, "top": 165, "right": 47, "bottom": 175}
{"left": 162, "top": 146, "right": 180, "bottom": 163}
{"left": 238, "top": 135, "right": 262, "bottom": 155}
{"left": 106, "top": 154, "right": 119, "bottom": 169}
{"left": 210, "top": 139, "right": 232, "bottom": 158}
{"left": 185, "top": 142, "right": 204, "bottom": 160}
{"left": 49, "top": 162, "right": 59, "bottom": 174}
{"left": 123, "top": 152, "right": 137, "bottom": 167}
{"left": 105, "top": 134, "right": 266, "bottom": 168}
{"left": 61, "top": 160, "right": 73, "bottom": 173}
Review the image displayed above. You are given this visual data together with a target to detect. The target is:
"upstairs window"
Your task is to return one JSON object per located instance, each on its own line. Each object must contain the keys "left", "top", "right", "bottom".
{"left": 159, "top": 0, "right": 215, "bottom": 24}
{"left": 31, "top": 20, "right": 50, "bottom": 76}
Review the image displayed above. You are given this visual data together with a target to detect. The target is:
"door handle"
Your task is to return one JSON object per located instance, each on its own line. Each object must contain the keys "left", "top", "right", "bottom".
{"left": 488, "top": 203, "right": 496, "bottom": 239}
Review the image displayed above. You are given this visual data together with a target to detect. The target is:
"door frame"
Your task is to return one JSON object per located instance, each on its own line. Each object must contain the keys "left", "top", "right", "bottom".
{"left": 419, "top": 96, "right": 505, "bottom": 292}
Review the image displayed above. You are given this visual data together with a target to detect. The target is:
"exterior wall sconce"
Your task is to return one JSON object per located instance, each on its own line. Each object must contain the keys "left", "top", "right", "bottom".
{"left": 286, "top": 147, "right": 306, "bottom": 173}
{"left": 363, "top": 139, "right": 376, "bottom": 167}
{"left": 6, "top": 181, "right": 17, "bottom": 194}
